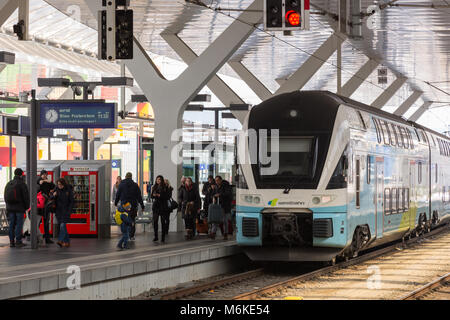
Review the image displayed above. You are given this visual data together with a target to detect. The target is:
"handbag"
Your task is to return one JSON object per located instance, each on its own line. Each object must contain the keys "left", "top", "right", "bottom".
{"left": 167, "top": 198, "right": 178, "bottom": 211}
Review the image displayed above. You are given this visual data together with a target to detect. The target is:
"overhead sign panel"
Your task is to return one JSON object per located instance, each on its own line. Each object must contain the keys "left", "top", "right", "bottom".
{"left": 38, "top": 100, "right": 117, "bottom": 129}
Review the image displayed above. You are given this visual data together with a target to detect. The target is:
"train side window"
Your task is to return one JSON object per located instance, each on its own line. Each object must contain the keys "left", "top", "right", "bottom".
{"left": 381, "top": 121, "right": 390, "bottom": 145}
{"left": 399, "top": 188, "right": 405, "bottom": 212}
{"left": 367, "top": 155, "right": 372, "bottom": 184}
{"left": 405, "top": 188, "right": 410, "bottom": 209}
{"left": 391, "top": 188, "right": 398, "bottom": 214}
{"left": 372, "top": 118, "right": 381, "bottom": 144}
{"left": 418, "top": 162, "right": 422, "bottom": 184}
{"left": 400, "top": 127, "right": 409, "bottom": 149}
{"left": 389, "top": 123, "right": 398, "bottom": 146}
{"left": 384, "top": 188, "right": 391, "bottom": 215}
{"left": 356, "top": 158, "right": 360, "bottom": 209}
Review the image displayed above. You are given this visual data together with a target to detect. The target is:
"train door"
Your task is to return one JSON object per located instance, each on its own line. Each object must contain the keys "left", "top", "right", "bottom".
{"left": 374, "top": 157, "right": 384, "bottom": 238}
{"left": 409, "top": 161, "right": 416, "bottom": 230}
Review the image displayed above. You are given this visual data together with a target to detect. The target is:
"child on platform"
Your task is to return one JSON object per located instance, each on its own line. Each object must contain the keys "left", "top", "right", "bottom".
{"left": 115, "top": 202, "right": 132, "bottom": 250}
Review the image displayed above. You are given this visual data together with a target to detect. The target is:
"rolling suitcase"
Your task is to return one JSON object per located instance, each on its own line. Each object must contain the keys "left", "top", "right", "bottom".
{"left": 196, "top": 218, "right": 209, "bottom": 234}
{"left": 207, "top": 198, "right": 223, "bottom": 224}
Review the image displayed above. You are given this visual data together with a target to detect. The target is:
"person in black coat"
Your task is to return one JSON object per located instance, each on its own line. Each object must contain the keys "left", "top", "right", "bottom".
{"left": 202, "top": 175, "right": 216, "bottom": 213}
{"left": 51, "top": 178, "right": 74, "bottom": 248}
{"left": 37, "top": 170, "right": 55, "bottom": 244}
{"left": 210, "top": 176, "right": 233, "bottom": 240}
{"left": 4, "top": 168, "right": 29, "bottom": 247}
{"left": 164, "top": 179, "right": 174, "bottom": 236}
{"left": 151, "top": 175, "right": 169, "bottom": 243}
{"left": 180, "top": 177, "right": 201, "bottom": 240}
{"left": 114, "top": 172, "right": 145, "bottom": 240}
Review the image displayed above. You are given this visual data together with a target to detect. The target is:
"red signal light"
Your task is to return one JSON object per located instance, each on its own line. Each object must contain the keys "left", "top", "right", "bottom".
{"left": 286, "top": 10, "right": 301, "bottom": 26}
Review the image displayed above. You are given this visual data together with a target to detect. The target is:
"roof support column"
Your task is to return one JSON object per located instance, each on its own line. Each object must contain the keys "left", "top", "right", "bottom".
{"left": 0, "top": 0, "right": 18, "bottom": 27}
{"left": 371, "top": 76, "right": 407, "bottom": 109}
{"left": 393, "top": 90, "right": 422, "bottom": 116}
{"left": 86, "top": 0, "right": 262, "bottom": 231}
{"left": 228, "top": 61, "right": 272, "bottom": 101}
{"left": 275, "top": 33, "right": 346, "bottom": 96}
{"left": 407, "top": 101, "right": 432, "bottom": 122}
{"left": 161, "top": 33, "right": 249, "bottom": 120}
{"left": 341, "top": 59, "right": 379, "bottom": 97}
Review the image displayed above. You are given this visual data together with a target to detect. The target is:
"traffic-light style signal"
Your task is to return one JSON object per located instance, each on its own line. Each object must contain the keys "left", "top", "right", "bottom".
{"left": 116, "top": 10, "right": 133, "bottom": 59}
{"left": 264, "top": 0, "right": 310, "bottom": 31}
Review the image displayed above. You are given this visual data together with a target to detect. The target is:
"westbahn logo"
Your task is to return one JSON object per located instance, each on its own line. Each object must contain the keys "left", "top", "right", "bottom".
{"left": 268, "top": 199, "right": 278, "bottom": 207}
{"left": 268, "top": 199, "right": 305, "bottom": 206}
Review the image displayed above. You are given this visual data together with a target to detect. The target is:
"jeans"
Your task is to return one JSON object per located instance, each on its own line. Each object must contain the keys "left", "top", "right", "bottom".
{"left": 38, "top": 208, "right": 51, "bottom": 239}
{"left": 129, "top": 207, "right": 137, "bottom": 238}
{"left": 153, "top": 211, "right": 168, "bottom": 240}
{"left": 118, "top": 224, "right": 130, "bottom": 248}
{"left": 8, "top": 212, "right": 24, "bottom": 243}
{"left": 58, "top": 223, "right": 69, "bottom": 243}
{"left": 211, "top": 212, "right": 232, "bottom": 235}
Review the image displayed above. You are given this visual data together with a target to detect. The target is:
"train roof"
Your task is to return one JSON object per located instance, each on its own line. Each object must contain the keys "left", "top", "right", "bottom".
{"left": 259, "top": 91, "right": 450, "bottom": 142}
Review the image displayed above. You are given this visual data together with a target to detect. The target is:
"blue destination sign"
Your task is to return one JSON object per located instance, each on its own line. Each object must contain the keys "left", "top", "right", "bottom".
{"left": 38, "top": 101, "right": 117, "bottom": 129}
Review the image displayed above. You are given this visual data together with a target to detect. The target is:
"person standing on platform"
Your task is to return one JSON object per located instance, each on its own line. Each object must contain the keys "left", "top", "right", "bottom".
{"left": 180, "top": 177, "right": 201, "bottom": 240}
{"left": 115, "top": 202, "right": 132, "bottom": 250}
{"left": 210, "top": 176, "right": 233, "bottom": 241}
{"left": 150, "top": 176, "right": 169, "bottom": 243}
{"left": 37, "top": 170, "right": 55, "bottom": 244}
{"left": 112, "top": 176, "right": 122, "bottom": 204}
{"left": 164, "top": 179, "right": 174, "bottom": 236}
{"left": 202, "top": 175, "right": 216, "bottom": 215}
{"left": 52, "top": 178, "right": 74, "bottom": 248}
{"left": 4, "top": 168, "right": 29, "bottom": 248}
{"left": 115, "top": 172, "right": 145, "bottom": 241}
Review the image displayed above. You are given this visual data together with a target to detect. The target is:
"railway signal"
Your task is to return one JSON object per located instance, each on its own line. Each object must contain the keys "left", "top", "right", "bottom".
{"left": 264, "top": 0, "right": 310, "bottom": 31}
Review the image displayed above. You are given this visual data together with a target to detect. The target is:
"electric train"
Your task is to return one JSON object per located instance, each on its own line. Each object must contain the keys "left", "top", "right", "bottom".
{"left": 235, "top": 91, "right": 450, "bottom": 262}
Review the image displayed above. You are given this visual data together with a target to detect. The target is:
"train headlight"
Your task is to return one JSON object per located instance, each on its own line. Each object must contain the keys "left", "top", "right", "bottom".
{"left": 312, "top": 195, "right": 335, "bottom": 205}
{"left": 253, "top": 196, "right": 261, "bottom": 204}
{"left": 240, "top": 194, "right": 262, "bottom": 204}
{"left": 312, "top": 197, "right": 321, "bottom": 205}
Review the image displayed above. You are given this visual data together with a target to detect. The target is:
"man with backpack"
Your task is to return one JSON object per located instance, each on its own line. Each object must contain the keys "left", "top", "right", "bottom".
{"left": 37, "top": 170, "right": 55, "bottom": 244}
{"left": 114, "top": 172, "right": 145, "bottom": 241}
{"left": 4, "top": 168, "right": 29, "bottom": 248}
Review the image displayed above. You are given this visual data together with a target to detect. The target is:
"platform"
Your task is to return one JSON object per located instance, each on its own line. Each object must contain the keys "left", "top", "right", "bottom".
{"left": 0, "top": 227, "right": 244, "bottom": 300}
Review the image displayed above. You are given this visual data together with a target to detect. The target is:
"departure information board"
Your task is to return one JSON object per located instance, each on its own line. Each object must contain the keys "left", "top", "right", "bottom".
{"left": 38, "top": 100, "right": 116, "bottom": 129}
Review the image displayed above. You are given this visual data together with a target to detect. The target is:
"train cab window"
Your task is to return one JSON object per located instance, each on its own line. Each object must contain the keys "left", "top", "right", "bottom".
{"left": 373, "top": 118, "right": 382, "bottom": 144}
{"left": 327, "top": 151, "right": 348, "bottom": 190}
{"left": 389, "top": 123, "right": 398, "bottom": 146}
{"left": 391, "top": 188, "right": 398, "bottom": 214}
{"left": 384, "top": 188, "right": 391, "bottom": 215}
{"left": 380, "top": 121, "right": 390, "bottom": 145}
{"left": 356, "top": 158, "right": 361, "bottom": 208}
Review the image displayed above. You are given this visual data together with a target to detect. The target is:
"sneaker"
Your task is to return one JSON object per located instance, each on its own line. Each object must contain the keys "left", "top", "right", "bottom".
{"left": 15, "top": 242, "right": 26, "bottom": 248}
{"left": 63, "top": 242, "right": 70, "bottom": 248}
{"left": 57, "top": 241, "right": 63, "bottom": 248}
{"left": 130, "top": 237, "right": 135, "bottom": 241}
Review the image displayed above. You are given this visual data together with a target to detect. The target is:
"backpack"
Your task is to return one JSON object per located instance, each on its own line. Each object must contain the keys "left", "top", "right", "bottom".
{"left": 4, "top": 180, "right": 20, "bottom": 204}
{"left": 115, "top": 210, "right": 128, "bottom": 226}
{"left": 37, "top": 192, "right": 46, "bottom": 209}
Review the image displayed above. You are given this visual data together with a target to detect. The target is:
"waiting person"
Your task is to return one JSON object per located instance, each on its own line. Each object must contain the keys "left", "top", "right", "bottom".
{"left": 4, "top": 168, "right": 29, "bottom": 248}
{"left": 177, "top": 176, "right": 186, "bottom": 207}
{"left": 115, "top": 172, "right": 145, "bottom": 241}
{"left": 151, "top": 175, "right": 169, "bottom": 243}
{"left": 52, "top": 178, "right": 74, "bottom": 248}
{"left": 202, "top": 175, "right": 216, "bottom": 214}
{"left": 112, "top": 176, "right": 122, "bottom": 203}
{"left": 164, "top": 179, "right": 174, "bottom": 236}
{"left": 210, "top": 176, "right": 233, "bottom": 240}
{"left": 115, "top": 202, "right": 132, "bottom": 250}
{"left": 37, "top": 170, "right": 55, "bottom": 244}
{"left": 180, "top": 177, "right": 201, "bottom": 240}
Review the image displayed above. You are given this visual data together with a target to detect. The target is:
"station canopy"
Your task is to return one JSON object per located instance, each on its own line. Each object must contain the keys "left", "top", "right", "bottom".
{"left": 1, "top": 0, "right": 450, "bottom": 130}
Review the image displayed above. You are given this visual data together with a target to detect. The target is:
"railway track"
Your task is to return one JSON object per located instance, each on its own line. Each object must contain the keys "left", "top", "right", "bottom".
{"left": 400, "top": 273, "right": 450, "bottom": 300}
{"left": 233, "top": 224, "right": 450, "bottom": 300}
{"left": 147, "top": 224, "right": 449, "bottom": 300}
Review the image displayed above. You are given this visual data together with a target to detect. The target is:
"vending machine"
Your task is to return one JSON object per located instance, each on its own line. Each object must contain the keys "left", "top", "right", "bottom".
{"left": 20, "top": 160, "right": 64, "bottom": 236}
{"left": 60, "top": 161, "right": 111, "bottom": 238}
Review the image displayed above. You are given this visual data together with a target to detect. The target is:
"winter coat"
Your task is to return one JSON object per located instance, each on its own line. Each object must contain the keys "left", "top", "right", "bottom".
{"left": 213, "top": 180, "right": 233, "bottom": 214}
{"left": 151, "top": 184, "right": 169, "bottom": 215}
{"left": 114, "top": 178, "right": 144, "bottom": 209}
{"left": 4, "top": 176, "right": 29, "bottom": 214}
{"left": 180, "top": 184, "right": 201, "bottom": 216}
{"left": 53, "top": 185, "right": 74, "bottom": 224}
{"left": 202, "top": 181, "right": 216, "bottom": 210}
{"left": 37, "top": 177, "right": 55, "bottom": 197}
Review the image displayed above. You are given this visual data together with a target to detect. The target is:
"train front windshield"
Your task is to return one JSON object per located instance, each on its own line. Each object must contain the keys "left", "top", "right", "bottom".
{"left": 254, "top": 135, "right": 326, "bottom": 189}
